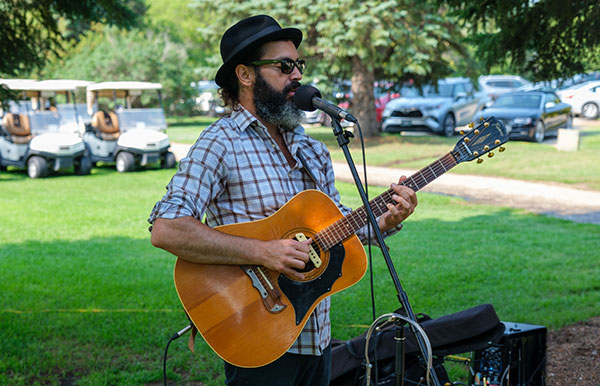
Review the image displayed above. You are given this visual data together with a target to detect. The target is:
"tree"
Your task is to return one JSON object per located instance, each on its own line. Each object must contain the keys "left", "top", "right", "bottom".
{"left": 0, "top": 0, "right": 144, "bottom": 77}
{"left": 189, "top": 0, "right": 471, "bottom": 136}
{"left": 442, "top": 0, "right": 600, "bottom": 81}
{"left": 41, "top": 26, "right": 197, "bottom": 115}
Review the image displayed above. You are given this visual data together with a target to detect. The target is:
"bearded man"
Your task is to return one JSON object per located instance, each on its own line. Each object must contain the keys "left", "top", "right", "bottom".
{"left": 148, "top": 15, "right": 417, "bottom": 386}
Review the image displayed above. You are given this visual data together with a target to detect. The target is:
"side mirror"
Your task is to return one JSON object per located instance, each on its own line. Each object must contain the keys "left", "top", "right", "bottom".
{"left": 455, "top": 92, "right": 467, "bottom": 100}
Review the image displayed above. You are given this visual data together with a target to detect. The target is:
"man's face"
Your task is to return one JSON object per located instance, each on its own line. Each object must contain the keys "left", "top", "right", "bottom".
{"left": 252, "top": 40, "right": 305, "bottom": 131}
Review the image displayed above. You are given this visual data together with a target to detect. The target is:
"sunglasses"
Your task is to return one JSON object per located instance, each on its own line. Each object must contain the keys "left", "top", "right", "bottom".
{"left": 250, "top": 58, "right": 306, "bottom": 75}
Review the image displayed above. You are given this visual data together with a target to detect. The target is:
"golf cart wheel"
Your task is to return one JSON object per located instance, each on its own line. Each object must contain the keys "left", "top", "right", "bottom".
{"left": 75, "top": 155, "right": 92, "bottom": 175}
{"left": 582, "top": 102, "right": 599, "bottom": 119}
{"left": 442, "top": 113, "right": 456, "bottom": 137}
{"left": 27, "top": 156, "right": 48, "bottom": 178}
{"left": 532, "top": 120, "right": 545, "bottom": 143}
{"left": 161, "top": 152, "right": 176, "bottom": 169}
{"left": 116, "top": 152, "right": 135, "bottom": 173}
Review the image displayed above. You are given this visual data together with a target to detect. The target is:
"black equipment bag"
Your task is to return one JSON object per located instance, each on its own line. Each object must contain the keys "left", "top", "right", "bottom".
{"left": 330, "top": 303, "right": 505, "bottom": 386}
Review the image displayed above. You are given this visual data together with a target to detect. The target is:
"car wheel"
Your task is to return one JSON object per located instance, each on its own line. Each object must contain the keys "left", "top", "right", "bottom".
{"left": 27, "top": 156, "right": 48, "bottom": 178}
{"left": 442, "top": 113, "right": 455, "bottom": 137}
{"left": 75, "top": 155, "right": 92, "bottom": 175}
{"left": 116, "top": 151, "right": 135, "bottom": 173}
{"left": 161, "top": 152, "right": 176, "bottom": 169}
{"left": 582, "top": 102, "right": 599, "bottom": 119}
{"left": 532, "top": 121, "right": 545, "bottom": 143}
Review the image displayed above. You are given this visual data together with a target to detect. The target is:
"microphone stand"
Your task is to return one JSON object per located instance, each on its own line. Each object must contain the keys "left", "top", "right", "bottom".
{"left": 330, "top": 117, "right": 441, "bottom": 386}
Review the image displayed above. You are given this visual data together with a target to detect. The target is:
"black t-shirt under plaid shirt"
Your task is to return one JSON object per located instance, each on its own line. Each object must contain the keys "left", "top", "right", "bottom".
{"left": 149, "top": 106, "right": 400, "bottom": 355}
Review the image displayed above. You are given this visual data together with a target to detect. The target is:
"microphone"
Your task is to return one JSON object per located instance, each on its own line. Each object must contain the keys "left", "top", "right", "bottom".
{"left": 294, "top": 85, "right": 357, "bottom": 123}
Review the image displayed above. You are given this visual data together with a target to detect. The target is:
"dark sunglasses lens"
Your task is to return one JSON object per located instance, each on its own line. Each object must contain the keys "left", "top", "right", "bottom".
{"left": 296, "top": 60, "right": 306, "bottom": 74}
{"left": 280, "top": 59, "right": 295, "bottom": 74}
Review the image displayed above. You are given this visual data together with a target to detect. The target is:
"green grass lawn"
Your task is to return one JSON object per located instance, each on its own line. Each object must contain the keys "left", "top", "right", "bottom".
{"left": 167, "top": 116, "right": 600, "bottom": 190}
{"left": 1, "top": 167, "right": 598, "bottom": 385}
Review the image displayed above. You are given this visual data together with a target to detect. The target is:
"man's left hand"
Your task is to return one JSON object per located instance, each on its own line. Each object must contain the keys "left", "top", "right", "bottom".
{"left": 378, "top": 176, "right": 417, "bottom": 232}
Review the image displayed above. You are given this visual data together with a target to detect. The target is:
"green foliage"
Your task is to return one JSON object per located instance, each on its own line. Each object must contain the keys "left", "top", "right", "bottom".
{"left": 0, "top": 0, "right": 143, "bottom": 77}
{"left": 444, "top": 0, "right": 600, "bottom": 81}
{"left": 41, "top": 26, "right": 197, "bottom": 115}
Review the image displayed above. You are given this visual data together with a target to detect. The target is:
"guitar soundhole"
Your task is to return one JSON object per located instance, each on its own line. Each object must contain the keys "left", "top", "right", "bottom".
{"left": 294, "top": 241, "right": 321, "bottom": 273}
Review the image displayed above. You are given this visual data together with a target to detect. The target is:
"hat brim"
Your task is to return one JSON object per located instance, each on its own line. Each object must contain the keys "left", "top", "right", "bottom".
{"left": 215, "top": 27, "right": 302, "bottom": 87}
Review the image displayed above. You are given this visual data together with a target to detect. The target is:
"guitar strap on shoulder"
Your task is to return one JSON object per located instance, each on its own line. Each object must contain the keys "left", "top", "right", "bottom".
{"left": 297, "top": 150, "right": 325, "bottom": 192}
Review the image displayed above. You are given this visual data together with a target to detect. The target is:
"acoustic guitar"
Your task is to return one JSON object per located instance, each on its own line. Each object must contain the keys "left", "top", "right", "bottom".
{"left": 174, "top": 117, "right": 508, "bottom": 367}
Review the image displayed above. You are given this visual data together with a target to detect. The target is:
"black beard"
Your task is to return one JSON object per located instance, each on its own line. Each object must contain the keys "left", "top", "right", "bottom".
{"left": 253, "top": 72, "right": 304, "bottom": 132}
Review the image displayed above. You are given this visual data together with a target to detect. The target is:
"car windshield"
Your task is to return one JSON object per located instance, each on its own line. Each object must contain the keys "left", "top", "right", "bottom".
{"left": 28, "top": 111, "right": 61, "bottom": 135}
{"left": 401, "top": 83, "right": 454, "bottom": 98}
{"left": 57, "top": 104, "right": 92, "bottom": 124}
{"left": 494, "top": 94, "right": 542, "bottom": 109}
{"left": 116, "top": 108, "right": 167, "bottom": 131}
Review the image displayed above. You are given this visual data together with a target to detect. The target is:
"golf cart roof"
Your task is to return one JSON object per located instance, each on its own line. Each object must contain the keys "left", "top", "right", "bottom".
{"left": 35, "top": 79, "right": 93, "bottom": 92}
{"left": 0, "top": 78, "right": 40, "bottom": 91}
{"left": 87, "top": 81, "right": 163, "bottom": 92}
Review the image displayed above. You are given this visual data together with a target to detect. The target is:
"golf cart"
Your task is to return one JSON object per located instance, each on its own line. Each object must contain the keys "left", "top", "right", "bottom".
{"left": 35, "top": 79, "right": 94, "bottom": 137}
{"left": 0, "top": 79, "right": 90, "bottom": 178}
{"left": 85, "top": 81, "right": 176, "bottom": 172}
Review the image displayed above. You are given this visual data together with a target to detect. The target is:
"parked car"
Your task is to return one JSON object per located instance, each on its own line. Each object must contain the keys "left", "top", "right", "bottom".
{"left": 381, "top": 77, "right": 485, "bottom": 136}
{"left": 478, "top": 75, "right": 531, "bottom": 100}
{"left": 193, "top": 80, "right": 228, "bottom": 116}
{"left": 556, "top": 80, "right": 600, "bottom": 119}
{"left": 476, "top": 90, "right": 572, "bottom": 143}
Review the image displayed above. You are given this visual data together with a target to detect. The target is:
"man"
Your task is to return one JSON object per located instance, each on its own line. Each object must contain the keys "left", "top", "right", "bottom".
{"left": 149, "top": 14, "right": 417, "bottom": 386}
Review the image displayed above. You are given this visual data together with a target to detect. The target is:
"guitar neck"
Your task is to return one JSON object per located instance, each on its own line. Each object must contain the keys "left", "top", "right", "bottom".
{"left": 315, "top": 152, "right": 458, "bottom": 250}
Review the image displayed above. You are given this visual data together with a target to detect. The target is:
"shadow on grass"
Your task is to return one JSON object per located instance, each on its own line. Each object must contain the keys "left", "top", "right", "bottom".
{"left": 0, "top": 236, "right": 221, "bottom": 385}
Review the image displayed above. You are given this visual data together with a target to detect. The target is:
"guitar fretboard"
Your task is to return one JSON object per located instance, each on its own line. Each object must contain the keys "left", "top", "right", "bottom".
{"left": 313, "top": 151, "right": 459, "bottom": 250}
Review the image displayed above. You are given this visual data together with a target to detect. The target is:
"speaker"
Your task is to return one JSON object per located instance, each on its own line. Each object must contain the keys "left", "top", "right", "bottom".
{"left": 470, "top": 321, "right": 547, "bottom": 386}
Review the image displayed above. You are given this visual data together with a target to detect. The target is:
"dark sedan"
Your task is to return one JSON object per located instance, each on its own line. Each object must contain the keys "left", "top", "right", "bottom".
{"left": 474, "top": 91, "right": 572, "bottom": 143}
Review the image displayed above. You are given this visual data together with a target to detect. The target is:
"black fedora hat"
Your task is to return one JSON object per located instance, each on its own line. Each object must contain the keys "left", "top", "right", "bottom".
{"left": 215, "top": 15, "right": 302, "bottom": 87}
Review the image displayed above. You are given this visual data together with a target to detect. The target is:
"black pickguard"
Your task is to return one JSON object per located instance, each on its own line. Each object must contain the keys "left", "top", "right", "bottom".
{"left": 278, "top": 243, "right": 345, "bottom": 325}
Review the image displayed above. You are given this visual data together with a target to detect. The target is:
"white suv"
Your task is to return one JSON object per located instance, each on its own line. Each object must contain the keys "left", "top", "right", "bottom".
{"left": 478, "top": 75, "right": 531, "bottom": 100}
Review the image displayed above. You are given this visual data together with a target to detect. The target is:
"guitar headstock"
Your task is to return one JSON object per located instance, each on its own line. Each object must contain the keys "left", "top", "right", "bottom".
{"left": 453, "top": 117, "right": 508, "bottom": 164}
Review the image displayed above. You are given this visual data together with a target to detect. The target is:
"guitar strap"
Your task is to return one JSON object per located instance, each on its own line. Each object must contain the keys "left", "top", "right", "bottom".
{"left": 297, "top": 150, "right": 324, "bottom": 192}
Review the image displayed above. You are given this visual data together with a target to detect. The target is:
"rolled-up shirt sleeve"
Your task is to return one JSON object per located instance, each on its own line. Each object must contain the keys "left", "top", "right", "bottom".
{"left": 148, "top": 134, "right": 228, "bottom": 225}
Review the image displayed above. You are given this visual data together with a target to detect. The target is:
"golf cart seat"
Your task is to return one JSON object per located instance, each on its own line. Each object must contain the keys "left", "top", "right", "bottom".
{"left": 91, "top": 110, "right": 120, "bottom": 140}
{"left": 2, "top": 113, "right": 32, "bottom": 144}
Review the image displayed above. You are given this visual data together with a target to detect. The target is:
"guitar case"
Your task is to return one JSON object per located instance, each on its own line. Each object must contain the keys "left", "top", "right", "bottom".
{"left": 330, "top": 303, "right": 505, "bottom": 386}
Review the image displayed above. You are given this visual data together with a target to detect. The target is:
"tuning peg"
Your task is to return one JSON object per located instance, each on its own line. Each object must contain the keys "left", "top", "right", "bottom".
{"left": 488, "top": 152, "right": 495, "bottom": 158}
{"left": 474, "top": 129, "right": 480, "bottom": 135}
{"left": 477, "top": 158, "right": 483, "bottom": 164}
{"left": 468, "top": 122, "right": 475, "bottom": 128}
{"left": 460, "top": 130, "right": 465, "bottom": 135}
{"left": 484, "top": 145, "right": 489, "bottom": 151}
{"left": 473, "top": 151, "right": 479, "bottom": 157}
{"left": 499, "top": 146, "right": 505, "bottom": 152}
{"left": 464, "top": 137, "right": 470, "bottom": 143}
{"left": 495, "top": 139, "right": 501, "bottom": 145}
{"left": 484, "top": 122, "right": 489, "bottom": 128}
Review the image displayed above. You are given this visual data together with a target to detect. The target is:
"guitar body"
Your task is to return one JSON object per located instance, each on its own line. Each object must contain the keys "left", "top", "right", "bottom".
{"left": 173, "top": 190, "right": 367, "bottom": 368}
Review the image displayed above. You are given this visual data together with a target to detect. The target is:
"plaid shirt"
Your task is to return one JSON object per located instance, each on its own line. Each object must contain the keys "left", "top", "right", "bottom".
{"left": 149, "top": 106, "right": 400, "bottom": 355}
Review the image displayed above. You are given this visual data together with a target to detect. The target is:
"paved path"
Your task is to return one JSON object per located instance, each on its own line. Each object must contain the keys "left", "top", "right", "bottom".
{"left": 169, "top": 119, "right": 600, "bottom": 225}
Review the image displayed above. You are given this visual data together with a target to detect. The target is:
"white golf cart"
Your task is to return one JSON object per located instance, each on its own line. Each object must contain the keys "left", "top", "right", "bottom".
{"left": 0, "top": 79, "right": 90, "bottom": 178}
{"left": 85, "top": 81, "right": 175, "bottom": 172}
{"left": 35, "top": 79, "right": 94, "bottom": 137}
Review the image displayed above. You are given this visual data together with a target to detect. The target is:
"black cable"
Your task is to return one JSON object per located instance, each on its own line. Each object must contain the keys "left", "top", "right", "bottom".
{"left": 163, "top": 324, "right": 193, "bottom": 386}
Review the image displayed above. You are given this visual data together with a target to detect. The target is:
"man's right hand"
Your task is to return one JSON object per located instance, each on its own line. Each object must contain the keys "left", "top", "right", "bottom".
{"left": 259, "top": 238, "right": 311, "bottom": 280}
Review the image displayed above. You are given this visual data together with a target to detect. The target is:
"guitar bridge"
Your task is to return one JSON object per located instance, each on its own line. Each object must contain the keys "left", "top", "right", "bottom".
{"left": 241, "top": 265, "right": 286, "bottom": 313}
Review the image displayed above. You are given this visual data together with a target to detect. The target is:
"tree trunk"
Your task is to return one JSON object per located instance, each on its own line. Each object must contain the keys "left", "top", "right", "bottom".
{"left": 350, "top": 55, "right": 378, "bottom": 137}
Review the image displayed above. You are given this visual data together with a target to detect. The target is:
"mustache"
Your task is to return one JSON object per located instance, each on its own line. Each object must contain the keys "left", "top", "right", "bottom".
{"left": 283, "top": 81, "right": 302, "bottom": 94}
